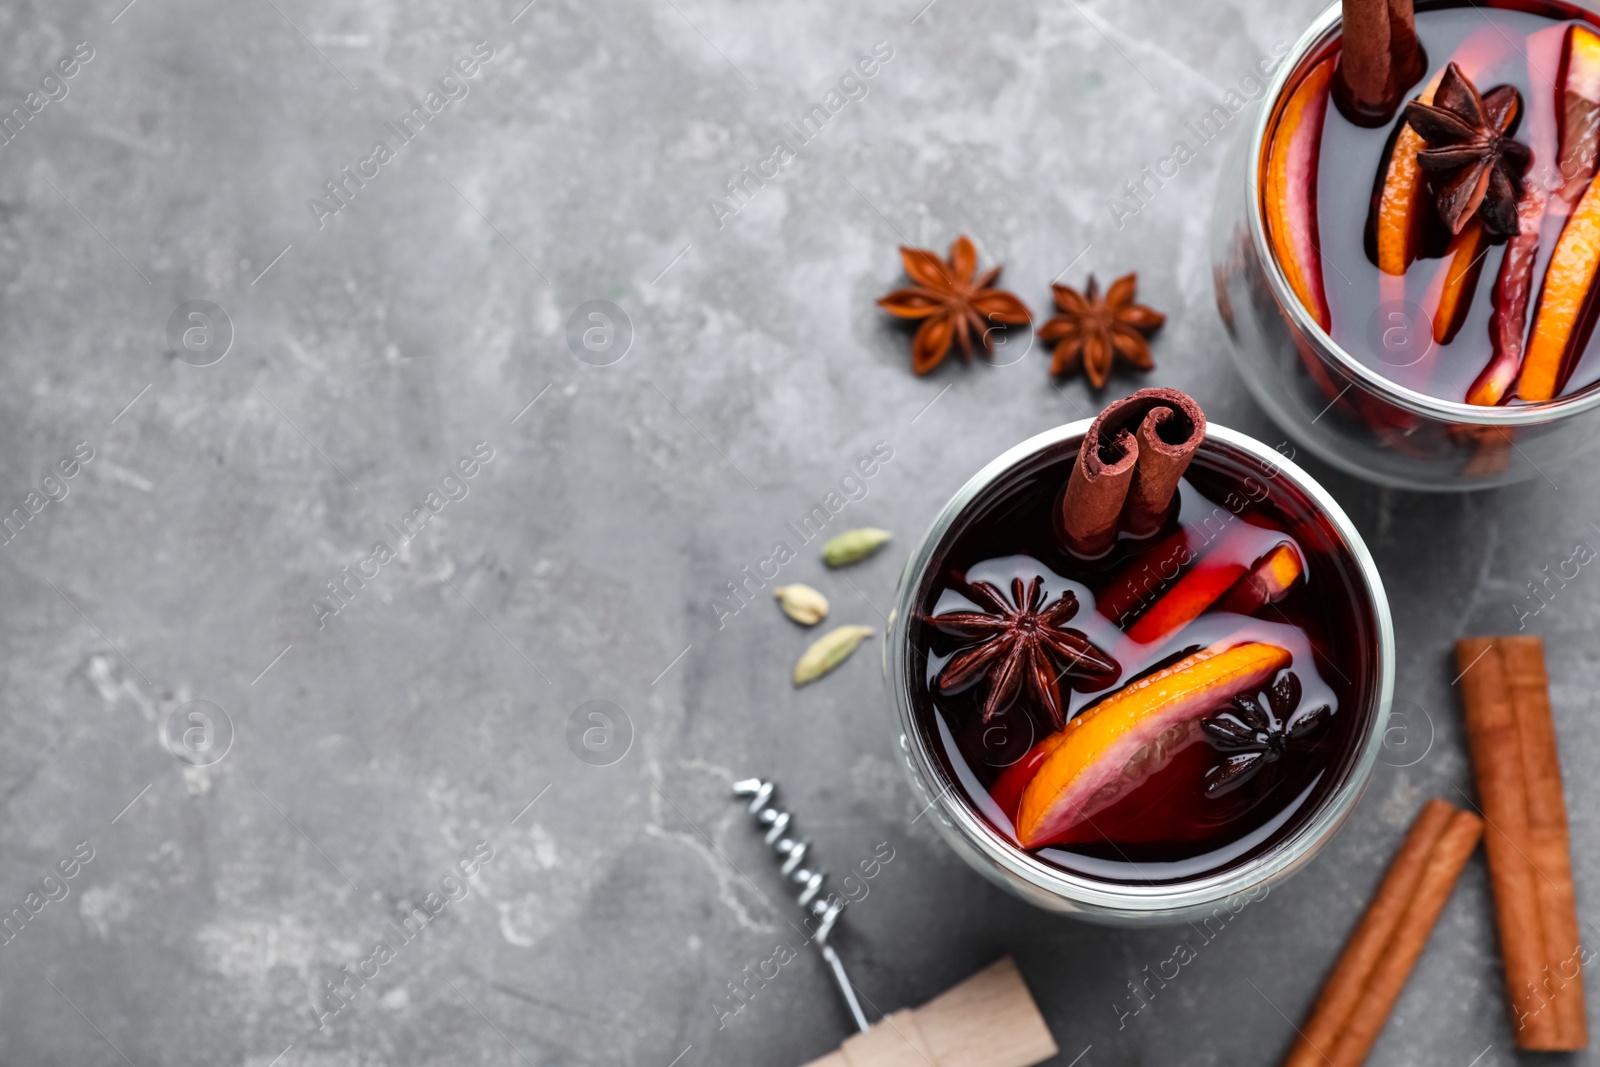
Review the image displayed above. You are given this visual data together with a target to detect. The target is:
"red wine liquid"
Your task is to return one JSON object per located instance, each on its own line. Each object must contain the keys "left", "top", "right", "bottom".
{"left": 907, "top": 439, "right": 1381, "bottom": 885}
{"left": 1291, "top": 0, "right": 1600, "bottom": 402}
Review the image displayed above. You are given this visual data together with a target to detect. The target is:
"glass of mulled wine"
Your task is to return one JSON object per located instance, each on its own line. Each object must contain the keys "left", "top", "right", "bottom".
{"left": 883, "top": 421, "right": 1393, "bottom": 924}
{"left": 1213, "top": 0, "right": 1600, "bottom": 490}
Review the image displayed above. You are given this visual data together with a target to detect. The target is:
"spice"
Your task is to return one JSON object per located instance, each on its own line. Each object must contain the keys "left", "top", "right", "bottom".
{"left": 1038, "top": 274, "right": 1164, "bottom": 390}
{"left": 877, "top": 237, "right": 1031, "bottom": 375}
{"left": 793, "top": 625, "right": 874, "bottom": 686}
{"left": 1336, "top": 0, "right": 1422, "bottom": 124}
{"left": 773, "top": 584, "right": 829, "bottom": 626}
{"left": 1059, "top": 388, "right": 1206, "bottom": 557}
{"left": 1403, "top": 63, "right": 1530, "bottom": 237}
{"left": 1284, "top": 798, "right": 1484, "bottom": 1066}
{"left": 822, "top": 527, "right": 892, "bottom": 567}
{"left": 1200, "top": 672, "right": 1330, "bottom": 797}
{"left": 1454, "top": 636, "right": 1588, "bottom": 1049}
{"left": 925, "top": 577, "right": 1117, "bottom": 729}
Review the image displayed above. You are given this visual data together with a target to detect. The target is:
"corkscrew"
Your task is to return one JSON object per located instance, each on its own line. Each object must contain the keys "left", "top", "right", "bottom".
{"left": 732, "top": 777, "right": 871, "bottom": 1033}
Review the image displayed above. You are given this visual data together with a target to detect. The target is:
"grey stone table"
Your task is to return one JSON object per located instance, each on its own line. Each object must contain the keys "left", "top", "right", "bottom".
{"left": 0, "top": 0, "right": 1592, "bottom": 1064}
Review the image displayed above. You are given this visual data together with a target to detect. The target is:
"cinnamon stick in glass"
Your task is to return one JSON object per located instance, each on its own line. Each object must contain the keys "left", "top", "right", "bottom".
{"left": 1283, "top": 798, "right": 1483, "bottom": 1067}
{"left": 1337, "top": 0, "right": 1423, "bottom": 124}
{"left": 1121, "top": 391, "right": 1206, "bottom": 537}
{"left": 1059, "top": 388, "right": 1204, "bottom": 556}
{"left": 1455, "top": 636, "right": 1588, "bottom": 1050}
{"left": 1386, "top": 0, "right": 1426, "bottom": 90}
{"left": 1338, "top": 0, "right": 1394, "bottom": 120}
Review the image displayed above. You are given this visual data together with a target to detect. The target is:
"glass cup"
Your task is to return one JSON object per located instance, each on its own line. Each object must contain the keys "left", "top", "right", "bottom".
{"left": 1211, "top": 0, "right": 1600, "bottom": 491}
{"left": 882, "top": 420, "right": 1394, "bottom": 925}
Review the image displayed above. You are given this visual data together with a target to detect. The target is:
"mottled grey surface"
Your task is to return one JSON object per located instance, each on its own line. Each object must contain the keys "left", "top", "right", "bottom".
{"left": 0, "top": 0, "right": 1594, "bottom": 1064}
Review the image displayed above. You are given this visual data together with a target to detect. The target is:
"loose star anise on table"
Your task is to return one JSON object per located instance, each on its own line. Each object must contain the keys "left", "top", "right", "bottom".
{"left": 1402, "top": 62, "right": 1531, "bottom": 238}
{"left": 877, "top": 236, "right": 1032, "bottom": 375}
{"left": 1037, "top": 273, "right": 1165, "bottom": 389}
{"left": 1201, "top": 672, "right": 1331, "bottom": 798}
{"left": 926, "top": 576, "right": 1118, "bottom": 729}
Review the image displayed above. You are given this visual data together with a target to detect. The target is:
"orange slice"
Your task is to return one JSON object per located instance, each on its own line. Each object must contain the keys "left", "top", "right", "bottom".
{"left": 1265, "top": 56, "right": 1334, "bottom": 329}
{"left": 1216, "top": 542, "right": 1305, "bottom": 614}
{"left": 1520, "top": 174, "right": 1600, "bottom": 400}
{"left": 989, "top": 733, "right": 1067, "bottom": 824}
{"left": 1015, "top": 642, "right": 1293, "bottom": 848}
{"left": 1094, "top": 526, "right": 1199, "bottom": 628}
{"left": 1123, "top": 531, "right": 1292, "bottom": 645}
{"left": 1125, "top": 556, "right": 1251, "bottom": 645}
{"left": 1558, "top": 24, "right": 1600, "bottom": 203}
{"left": 1375, "top": 79, "right": 1440, "bottom": 279}
{"left": 1427, "top": 219, "right": 1488, "bottom": 344}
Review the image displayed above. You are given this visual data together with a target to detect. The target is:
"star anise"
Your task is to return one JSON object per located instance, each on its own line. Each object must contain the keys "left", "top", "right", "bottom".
{"left": 1402, "top": 63, "right": 1531, "bottom": 238}
{"left": 926, "top": 576, "right": 1118, "bottom": 729}
{"left": 877, "top": 236, "right": 1032, "bottom": 375}
{"left": 1037, "top": 273, "right": 1165, "bottom": 389}
{"left": 1200, "top": 672, "right": 1331, "bottom": 798}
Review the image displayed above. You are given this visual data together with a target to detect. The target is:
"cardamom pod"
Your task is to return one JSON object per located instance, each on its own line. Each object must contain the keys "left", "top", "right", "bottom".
{"left": 821, "top": 527, "right": 892, "bottom": 567}
{"left": 793, "top": 625, "right": 874, "bottom": 686}
{"left": 773, "top": 584, "right": 829, "bottom": 626}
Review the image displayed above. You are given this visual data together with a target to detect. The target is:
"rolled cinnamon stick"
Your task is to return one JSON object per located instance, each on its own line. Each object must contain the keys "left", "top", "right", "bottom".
{"left": 1386, "top": 0, "right": 1425, "bottom": 91}
{"left": 1059, "top": 388, "right": 1205, "bottom": 556}
{"left": 1284, "top": 798, "right": 1483, "bottom": 1067}
{"left": 1455, "top": 636, "right": 1588, "bottom": 1050}
{"left": 1122, "top": 393, "right": 1206, "bottom": 537}
{"left": 1338, "top": 0, "right": 1392, "bottom": 118}
{"left": 1059, "top": 410, "right": 1141, "bottom": 559}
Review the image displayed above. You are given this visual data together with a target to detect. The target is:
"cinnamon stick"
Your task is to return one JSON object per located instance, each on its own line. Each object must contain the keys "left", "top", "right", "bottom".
{"left": 1455, "top": 636, "right": 1588, "bottom": 1050}
{"left": 1059, "top": 406, "right": 1141, "bottom": 559}
{"left": 1337, "top": 0, "right": 1422, "bottom": 124}
{"left": 1337, "top": 0, "right": 1394, "bottom": 121}
{"left": 1386, "top": 0, "right": 1425, "bottom": 91}
{"left": 1284, "top": 798, "right": 1483, "bottom": 1067}
{"left": 1059, "top": 388, "right": 1205, "bottom": 556}
{"left": 1122, "top": 392, "right": 1206, "bottom": 537}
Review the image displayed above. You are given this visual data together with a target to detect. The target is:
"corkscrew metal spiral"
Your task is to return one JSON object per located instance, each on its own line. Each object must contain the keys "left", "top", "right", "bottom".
{"left": 732, "top": 777, "right": 871, "bottom": 1033}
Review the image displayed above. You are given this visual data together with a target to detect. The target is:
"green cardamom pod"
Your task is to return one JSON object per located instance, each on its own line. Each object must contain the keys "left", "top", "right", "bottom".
{"left": 773, "top": 584, "right": 829, "bottom": 626}
{"left": 793, "top": 625, "right": 874, "bottom": 686}
{"left": 821, "top": 527, "right": 892, "bottom": 567}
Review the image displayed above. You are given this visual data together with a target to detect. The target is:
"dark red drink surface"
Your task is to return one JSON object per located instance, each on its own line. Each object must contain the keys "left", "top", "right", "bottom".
{"left": 1299, "top": 0, "right": 1600, "bottom": 403}
{"left": 906, "top": 439, "right": 1380, "bottom": 885}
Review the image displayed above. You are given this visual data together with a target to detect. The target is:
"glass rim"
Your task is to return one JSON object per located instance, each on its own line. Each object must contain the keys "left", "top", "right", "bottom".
{"left": 885, "top": 419, "right": 1396, "bottom": 917}
{"left": 1246, "top": 0, "right": 1600, "bottom": 428}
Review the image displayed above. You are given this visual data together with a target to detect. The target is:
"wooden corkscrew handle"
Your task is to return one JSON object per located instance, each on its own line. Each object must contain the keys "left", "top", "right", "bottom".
{"left": 798, "top": 957, "right": 1058, "bottom": 1067}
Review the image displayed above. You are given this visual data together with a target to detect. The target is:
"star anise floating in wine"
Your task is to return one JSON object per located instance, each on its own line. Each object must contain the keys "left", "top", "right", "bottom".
{"left": 877, "top": 236, "right": 1032, "bottom": 375}
{"left": 1201, "top": 671, "right": 1331, "bottom": 798}
{"left": 925, "top": 576, "right": 1118, "bottom": 729}
{"left": 1402, "top": 62, "right": 1531, "bottom": 238}
{"left": 1037, "top": 273, "right": 1166, "bottom": 389}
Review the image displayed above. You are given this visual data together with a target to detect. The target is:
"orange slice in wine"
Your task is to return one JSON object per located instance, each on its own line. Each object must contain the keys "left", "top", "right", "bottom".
{"left": 1122, "top": 532, "right": 1296, "bottom": 645}
{"left": 1216, "top": 542, "right": 1304, "bottom": 615}
{"left": 1015, "top": 642, "right": 1293, "bottom": 849}
{"left": 1519, "top": 174, "right": 1600, "bottom": 401}
{"left": 1558, "top": 25, "right": 1600, "bottom": 203}
{"left": 1265, "top": 56, "right": 1334, "bottom": 330}
{"left": 1375, "top": 83, "right": 1439, "bottom": 280}
{"left": 989, "top": 733, "right": 1067, "bottom": 824}
{"left": 1428, "top": 219, "right": 1489, "bottom": 344}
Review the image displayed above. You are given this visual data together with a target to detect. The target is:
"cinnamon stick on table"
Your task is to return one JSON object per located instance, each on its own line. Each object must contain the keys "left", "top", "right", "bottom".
{"left": 1059, "top": 388, "right": 1205, "bottom": 556}
{"left": 1455, "top": 636, "right": 1588, "bottom": 1050}
{"left": 1283, "top": 798, "right": 1483, "bottom": 1067}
